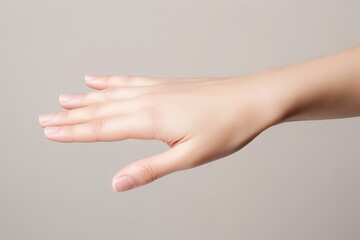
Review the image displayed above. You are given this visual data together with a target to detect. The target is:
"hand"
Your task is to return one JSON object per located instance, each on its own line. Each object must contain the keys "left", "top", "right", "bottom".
{"left": 39, "top": 74, "right": 282, "bottom": 192}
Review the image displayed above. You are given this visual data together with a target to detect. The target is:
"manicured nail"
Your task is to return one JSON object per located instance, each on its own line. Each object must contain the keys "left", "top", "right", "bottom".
{"left": 39, "top": 113, "right": 55, "bottom": 124}
{"left": 44, "top": 126, "right": 61, "bottom": 135}
{"left": 85, "top": 75, "right": 98, "bottom": 83}
{"left": 59, "top": 94, "right": 75, "bottom": 103}
{"left": 113, "top": 176, "right": 135, "bottom": 192}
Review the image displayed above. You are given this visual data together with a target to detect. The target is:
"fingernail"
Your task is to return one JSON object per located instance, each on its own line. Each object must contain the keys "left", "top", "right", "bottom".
{"left": 113, "top": 176, "right": 135, "bottom": 192}
{"left": 39, "top": 113, "right": 55, "bottom": 124}
{"left": 59, "top": 94, "right": 75, "bottom": 103}
{"left": 45, "top": 126, "right": 61, "bottom": 135}
{"left": 85, "top": 75, "right": 98, "bottom": 83}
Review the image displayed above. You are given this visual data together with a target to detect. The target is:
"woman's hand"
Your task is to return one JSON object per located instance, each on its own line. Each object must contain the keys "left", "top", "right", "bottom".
{"left": 38, "top": 46, "right": 360, "bottom": 192}
{"left": 38, "top": 74, "right": 284, "bottom": 192}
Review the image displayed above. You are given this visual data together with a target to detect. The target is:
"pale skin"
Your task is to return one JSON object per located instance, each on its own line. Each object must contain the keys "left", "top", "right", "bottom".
{"left": 38, "top": 46, "right": 360, "bottom": 192}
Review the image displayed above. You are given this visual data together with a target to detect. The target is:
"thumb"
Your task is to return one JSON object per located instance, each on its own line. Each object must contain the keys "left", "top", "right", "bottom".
{"left": 111, "top": 139, "right": 199, "bottom": 192}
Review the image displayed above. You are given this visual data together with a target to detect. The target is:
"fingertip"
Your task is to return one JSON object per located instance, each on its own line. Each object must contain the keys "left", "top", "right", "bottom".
{"left": 85, "top": 75, "right": 106, "bottom": 90}
{"left": 38, "top": 114, "right": 44, "bottom": 126}
{"left": 60, "top": 105, "right": 73, "bottom": 110}
{"left": 39, "top": 116, "right": 45, "bottom": 128}
{"left": 85, "top": 75, "right": 100, "bottom": 84}
{"left": 39, "top": 113, "right": 56, "bottom": 127}
{"left": 110, "top": 140, "right": 196, "bottom": 193}
{"left": 59, "top": 94, "right": 76, "bottom": 105}
{"left": 112, "top": 175, "right": 135, "bottom": 192}
{"left": 58, "top": 94, "right": 77, "bottom": 109}
{"left": 85, "top": 75, "right": 96, "bottom": 83}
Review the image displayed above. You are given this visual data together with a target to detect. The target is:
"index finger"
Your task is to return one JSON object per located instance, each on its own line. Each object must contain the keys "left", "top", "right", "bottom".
{"left": 43, "top": 112, "right": 155, "bottom": 143}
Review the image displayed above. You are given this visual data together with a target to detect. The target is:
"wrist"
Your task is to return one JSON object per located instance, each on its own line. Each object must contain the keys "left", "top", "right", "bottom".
{"left": 251, "top": 67, "right": 305, "bottom": 126}
{"left": 261, "top": 46, "right": 360, "bottom": 124}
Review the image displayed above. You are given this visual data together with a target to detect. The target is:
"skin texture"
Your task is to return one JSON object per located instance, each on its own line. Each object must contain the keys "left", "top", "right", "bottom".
{"left": 39, "top": 45, "right": 360, "bottom": 192}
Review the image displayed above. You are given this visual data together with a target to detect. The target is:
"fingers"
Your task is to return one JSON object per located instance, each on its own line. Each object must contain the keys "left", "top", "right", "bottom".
{"left": 111, "top": 138, "right": 199, "bottom": 192}
{"left": 39, "top": 99, "right": 140, "bottom": 127}
{"left": 43, "top": 112, "right": 155, "bottom": 142}
{"left": 84, "top": 75, "right": 222, "bottom": 90}
{"left": 61, "top": 75, "right": 224, "bottom": 110}
{"left": 59, "top": 86, "right": 151, "bottom": 110}
{"left": 84, "top": 75, "right": 163, "bottom": 90}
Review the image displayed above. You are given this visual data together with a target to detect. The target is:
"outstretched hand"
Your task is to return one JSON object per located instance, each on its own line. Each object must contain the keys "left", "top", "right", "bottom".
{"left": 39, "top": 74, "right": 281, "bottom": 192}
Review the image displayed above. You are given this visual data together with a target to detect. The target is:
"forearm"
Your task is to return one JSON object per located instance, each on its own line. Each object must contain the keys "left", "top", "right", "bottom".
{"left": 267, "top": 45, "right": 360, "bottom": 123}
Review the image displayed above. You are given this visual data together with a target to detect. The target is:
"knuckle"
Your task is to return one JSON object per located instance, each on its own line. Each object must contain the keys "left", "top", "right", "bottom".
{"left": 104, "top": 87, "right": 119, "bottom": 99}
{"left": 142, "top": 105, "right": 157, "bottom": 119}
{"left": 137, "top": 105, "right": 157, "bottom": 129}
{"left": 135, "top": 94, "right": 162, "bottom": 131}
{"left": 138, "top": 159, "right": 160, "bottom": 183}
{"left": 91, "top": 119, "right": 105, "bottom": 140}
{"left": 87, "top": 104, "right": 102, "bottom": 119}
{"left": 60, "top": 110, "right": 70, "bottom": 120}
{"left": 138, "top": 93, "right": 159, "bottom": 109}
{"left": 102, "top": 75, "right": 110, "bottom": 81}
{"left": 66, "top": 125, "right": 75, "bottom": 142}
{"left": 121, "top": 75, "right": 134, "bottom": 86}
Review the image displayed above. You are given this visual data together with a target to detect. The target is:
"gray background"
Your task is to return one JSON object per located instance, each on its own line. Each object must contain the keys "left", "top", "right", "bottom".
{"left": 1, "top": 0, "right": 360, "bottom": 239}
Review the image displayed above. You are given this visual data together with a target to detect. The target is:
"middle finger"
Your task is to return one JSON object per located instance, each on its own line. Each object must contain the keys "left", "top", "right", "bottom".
{"left": 39, "top": 99, "right": 140, "bottom": 127}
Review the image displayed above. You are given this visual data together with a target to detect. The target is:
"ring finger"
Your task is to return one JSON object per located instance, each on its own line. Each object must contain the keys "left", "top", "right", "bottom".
{"left": 59, "top": 86, "right": 153, "bottom": 110}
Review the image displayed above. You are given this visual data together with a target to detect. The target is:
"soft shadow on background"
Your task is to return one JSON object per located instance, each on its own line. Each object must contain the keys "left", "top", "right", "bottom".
{"left": 1, "top": 0, "right": 360, "bottom": 239}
